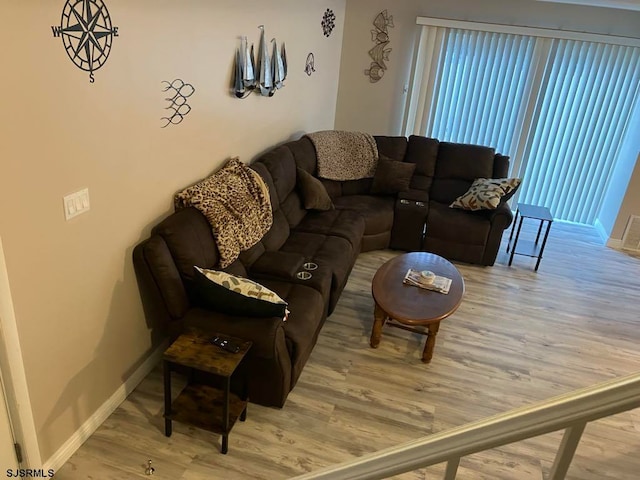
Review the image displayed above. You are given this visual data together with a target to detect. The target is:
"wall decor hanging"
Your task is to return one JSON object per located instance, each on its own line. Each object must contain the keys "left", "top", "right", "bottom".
{"left": 364, "top": 10, "right": 394, "bottom": 83}
{"left": 161, "top": 79, "right": 195, "bottom": 128}
{"left": 232, "top": 25, "right": 287, "bottom": 98}
{"left": 51, "top": 0, "right": 120, "bottom": 83}
{"left": 321, "top": 9, "right": 336, "bottom": 37}
{"left": 305, "top": 53, "right": 316, "bottom": 76}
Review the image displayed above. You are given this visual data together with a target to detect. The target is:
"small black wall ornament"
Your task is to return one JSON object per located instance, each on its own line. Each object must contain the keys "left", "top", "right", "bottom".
{"left": 322, "top": 9, "right": 336, "bottom": 37}
{"left": 305, "top": 53, "right": 316, "bottom": 76}
{"left": 51, "top": 0, "right": 119, "bottom": 83}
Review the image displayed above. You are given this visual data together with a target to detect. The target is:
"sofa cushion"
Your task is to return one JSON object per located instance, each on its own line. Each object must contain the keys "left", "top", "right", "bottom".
{"left": 450, "top": 177, "right": 521, "bottom": 211}
{"left": 261, "top": 209, "right": 290, "bottom": 252}
{"left": 255, "top": 149, "right": 308, "bottom": 229}
{"left": 435, "top": 142, "right": 496, "bottom": 180}
{"left": 319, "top": 178, "right": 343, "bottom": 200}
{"left": 250, "top": 163, "right": 280, "bottom": 210}
{"left": 403, "top": 136, "right": 439, "bottom": 195}
{"left": 250, "top": 251, "right": 305, "bottom": 280}
{"left": 280, "top": 231, "right": 357, "bottom": 313}
{"left": 430, "top": 142, "right": 497, "bottom": 205}
{"left": 296, "top": 167, "right": 334, "bottom": 211}
{"left": 406, "top": 135, "right": 439, "bottom": 176}
{"left": 374, "top": 135, "right": 408, "bottom": 161}
{"left": 256, "top": 146, "right": 298, "bottom": 201}
{"left": 341, "top": 177, "right": 374, "bottom": 196}
{"left": 193, "top": 267, "right": 288, "bottom": 318}
{"left": 279, "top": 190, "right": 308, "bottom": 228}
{"left": 293, "top": 208, "right": 365, "bottom": 250}
{"left": 287, "top": 137, "right": 318, "bottom": 174}
{"left": 333, "top": 195, "right": 394, "bottom": 236}
{"left": 152, "top": 207, "right": 220, "bottom": 280}
{"left": 427, "top": 201, "right": 491, "bottom": 245}
{"left": 371, "top": 157, "right": 416, "bottom": 194}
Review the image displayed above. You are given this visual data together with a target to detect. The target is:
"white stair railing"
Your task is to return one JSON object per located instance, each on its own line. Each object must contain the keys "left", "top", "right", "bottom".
{"left": 292, "top": 372, "right": 640, "bottom": 480}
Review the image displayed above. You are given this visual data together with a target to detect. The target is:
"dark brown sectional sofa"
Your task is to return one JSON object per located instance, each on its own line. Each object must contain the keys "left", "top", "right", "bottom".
{"left": 133, "top": 134, "right": 513, "bottom": 408}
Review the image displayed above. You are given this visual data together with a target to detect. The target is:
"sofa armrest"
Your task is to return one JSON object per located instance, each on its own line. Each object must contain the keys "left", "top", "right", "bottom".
{"left": 180, "top": 307, "right": 286, "bottom": 359}
{"left": 180, "top": 307, "right": 292, "bottom": 407}
{"left": 487, "top": 201, "right": 514, "bottom": 229}
{"left": 480, "top": 202, "right": 514, "bottom": 265}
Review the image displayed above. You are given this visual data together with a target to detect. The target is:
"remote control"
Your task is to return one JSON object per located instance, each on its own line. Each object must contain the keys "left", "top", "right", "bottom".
{"left": 210, "top": 336, "right": 240, "bottom": 353}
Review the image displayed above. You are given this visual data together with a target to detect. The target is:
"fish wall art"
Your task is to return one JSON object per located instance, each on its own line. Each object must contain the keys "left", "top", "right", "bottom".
{"left": 232, "top": 25, "right": 287, "bottom": 98}
{"left": 161, "top": 79, "right": 195, "bottom": 128}
{"left": 365, "top": 10, "right": 394, "bottom": 83}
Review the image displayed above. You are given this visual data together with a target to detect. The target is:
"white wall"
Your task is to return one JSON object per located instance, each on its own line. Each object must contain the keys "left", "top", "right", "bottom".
{"left": 0, "top": 0, "right": 345, "bottom": 462}
{"left": 597, "top": 99, "right": 640, "bottom": 241}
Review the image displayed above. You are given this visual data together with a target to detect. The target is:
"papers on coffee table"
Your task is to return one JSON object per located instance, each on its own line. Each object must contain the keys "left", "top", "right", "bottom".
{"left": 403, "top": 268, "right": 452, "bottom": 294}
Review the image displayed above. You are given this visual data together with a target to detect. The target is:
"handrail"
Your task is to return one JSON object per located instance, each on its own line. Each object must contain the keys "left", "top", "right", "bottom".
{"left": 292, "top": 372, "right": 640, "bottom": 480}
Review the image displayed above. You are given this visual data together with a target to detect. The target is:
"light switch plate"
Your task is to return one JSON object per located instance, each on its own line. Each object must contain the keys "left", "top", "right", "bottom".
{"left": 63, "top": 188, "right": 90, "bottom": 220}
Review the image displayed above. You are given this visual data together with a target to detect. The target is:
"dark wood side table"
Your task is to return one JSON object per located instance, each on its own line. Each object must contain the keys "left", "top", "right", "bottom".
{"left": 163, "top": 331, "right": 252, "bottom": 454}
{"left": 507, "top": 203, "right": 553, "bottom": 271}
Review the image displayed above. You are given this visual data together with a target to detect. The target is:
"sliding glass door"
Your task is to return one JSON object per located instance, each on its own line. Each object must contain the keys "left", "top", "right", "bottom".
{"left": 404, "top": 19, "right": 640, "bottom": 224}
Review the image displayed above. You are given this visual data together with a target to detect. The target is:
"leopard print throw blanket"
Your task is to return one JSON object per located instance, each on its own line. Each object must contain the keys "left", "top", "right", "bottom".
{"left": 174, "top": 158, "right": 273, "bottom": 268}
{"left": 306, "top": 130, "right": 379, "bottom": 181}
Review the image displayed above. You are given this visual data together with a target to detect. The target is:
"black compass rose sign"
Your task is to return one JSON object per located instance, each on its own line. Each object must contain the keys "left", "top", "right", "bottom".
{"left": 51, "top": 0, "right": 119, "bottom": 83}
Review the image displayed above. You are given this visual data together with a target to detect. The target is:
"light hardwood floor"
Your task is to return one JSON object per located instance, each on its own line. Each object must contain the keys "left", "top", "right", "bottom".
{"left": 56, "top": 221, "right": 640, "bottom": 479}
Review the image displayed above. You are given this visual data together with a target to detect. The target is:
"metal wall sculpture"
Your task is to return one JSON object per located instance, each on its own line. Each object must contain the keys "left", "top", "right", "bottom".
{"left": 322, "top": 9, "right": 336, "bottom": 37}
{"left": 51, "top": 0, "right": 120, "bottom": 83}
{"left": 233, "top": 25, "right": 287, "bottom": 98}
{"left": 161, "top": 79, "right": 195, "bottom": 128}
{"left": 305, "top": 53, "right": 316, "bottom": 76}
{"left": 364, "top": 10, "right": 394, "bottom": 83}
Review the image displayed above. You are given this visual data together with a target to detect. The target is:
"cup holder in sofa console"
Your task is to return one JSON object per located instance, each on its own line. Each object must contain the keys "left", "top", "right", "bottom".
{"left": 303, "top": 262, "right": 318, "bottom": 271}
{"left": 296, "top": 271, "right": 312, "bottom": 280}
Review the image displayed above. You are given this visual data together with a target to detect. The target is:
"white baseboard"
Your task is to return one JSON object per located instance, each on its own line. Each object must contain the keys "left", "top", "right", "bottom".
{"left": 593, "top": 219, "right": 608, "bottom": 244}
{"left": 607, "top": 238, "right": 623, "bottom": 249}
{"left": 43, "top": 341, "right": 168, "bottom": 472}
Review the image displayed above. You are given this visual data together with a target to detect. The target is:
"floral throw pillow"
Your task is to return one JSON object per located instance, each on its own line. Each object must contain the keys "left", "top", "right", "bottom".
{"left": 450, "top": 177, "right": 522, "bottom": 211}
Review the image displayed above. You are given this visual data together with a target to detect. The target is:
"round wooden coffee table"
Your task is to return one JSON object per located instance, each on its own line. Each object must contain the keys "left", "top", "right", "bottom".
{"left": 370, "top": 252, "right": 465, "bottom": 363}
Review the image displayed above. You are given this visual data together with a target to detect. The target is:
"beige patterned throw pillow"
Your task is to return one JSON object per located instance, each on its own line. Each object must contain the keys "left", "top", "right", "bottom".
{"left": 194, "top": 267, "right": 289, "bottom": 319}
{"left": 450, "top": 177, "right": 521, "bottom": 211}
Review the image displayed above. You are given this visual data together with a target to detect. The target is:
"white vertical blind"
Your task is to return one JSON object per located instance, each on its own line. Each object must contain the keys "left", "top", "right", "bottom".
{"left": 404, "top": 18, "right": 640, "bottom": 225}
{"left": 428, "top": 29, "right": 537, "bottom": 156}
{"left": 518, "top": 41, "right": 640, "bottom": 224}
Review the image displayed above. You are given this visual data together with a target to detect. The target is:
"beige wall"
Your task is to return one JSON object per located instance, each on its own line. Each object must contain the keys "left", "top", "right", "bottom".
{"left": 611, "top": 154, "right": 640, "bottom": 240}
{"left": 335, "top": 0, "right": 640, "bottom": 135}
{"left": 0, "top": 0, "right": 345, "bottom": 461}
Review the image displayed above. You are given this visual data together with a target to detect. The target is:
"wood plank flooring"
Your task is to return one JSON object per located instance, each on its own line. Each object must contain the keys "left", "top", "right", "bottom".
{"left": 56, "top": 221, "right": 640, "bottom": 479}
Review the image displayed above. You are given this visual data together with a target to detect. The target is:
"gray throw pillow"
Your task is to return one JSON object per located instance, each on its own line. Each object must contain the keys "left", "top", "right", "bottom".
{"left": 371, "top": 157, "right": 416, "bottom": 194}
{"left": 297, "top": 167, "right": 334, "bottom": 210}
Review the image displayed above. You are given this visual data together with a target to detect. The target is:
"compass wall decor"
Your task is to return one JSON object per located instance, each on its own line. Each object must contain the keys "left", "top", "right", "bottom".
{"left": 51, "top": 0, "right": 120, "bottom": 83}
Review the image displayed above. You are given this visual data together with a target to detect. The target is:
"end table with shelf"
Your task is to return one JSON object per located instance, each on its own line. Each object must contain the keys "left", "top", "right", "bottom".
{"left": 163, "top": 331, "right": 252, "bottom": 454}
{"left": 507, "top": 203, "right": 553, "bottom": 271}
